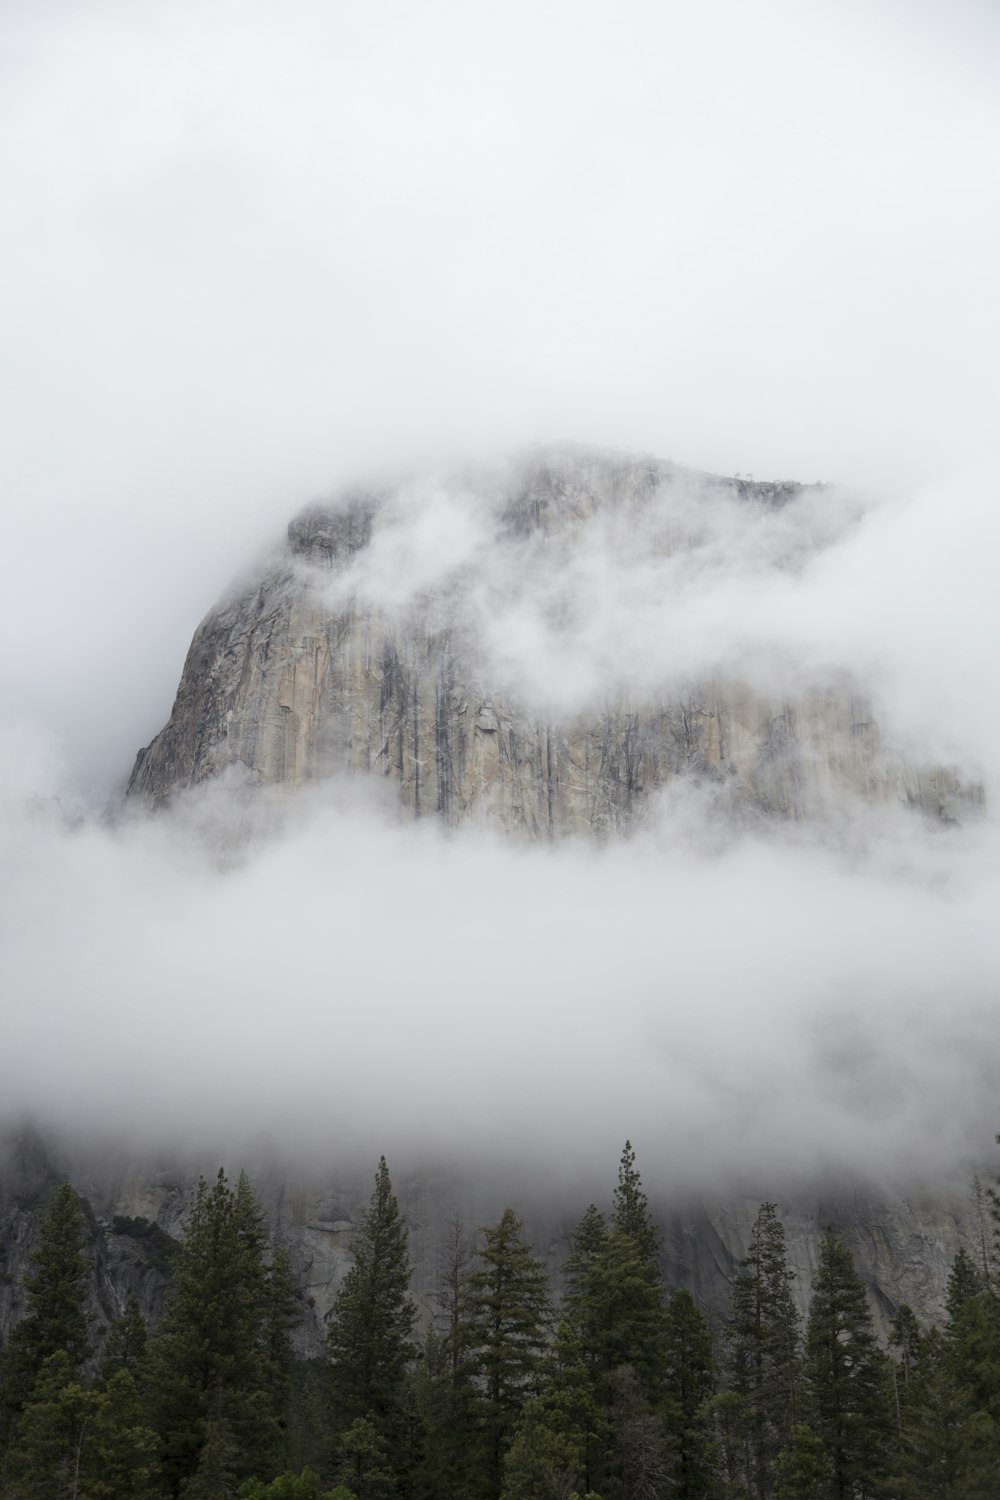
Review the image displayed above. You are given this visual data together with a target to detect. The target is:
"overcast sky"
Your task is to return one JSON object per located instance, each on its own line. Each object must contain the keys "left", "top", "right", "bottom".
{"left": 1, "top": 0, "right": 998, "bottom": 1190}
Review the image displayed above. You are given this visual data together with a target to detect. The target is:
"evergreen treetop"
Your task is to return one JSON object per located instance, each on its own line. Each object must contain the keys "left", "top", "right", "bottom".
{"left": 804, "top": 1231, "right": 892, "bottom": 1500}
{"left": 325, "top": 1156, "right": 416, "bottom": 1434}
{"left": 612, "top": 1141, "right": 659, "bottom": 1262}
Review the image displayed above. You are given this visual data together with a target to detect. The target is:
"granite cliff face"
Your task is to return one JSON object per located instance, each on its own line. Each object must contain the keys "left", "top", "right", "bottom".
{"left": 127, "top": 448, "right": 981, "bottom": 829}
{"left": 59, "top": 446, "right": 981, "bottom": 1357}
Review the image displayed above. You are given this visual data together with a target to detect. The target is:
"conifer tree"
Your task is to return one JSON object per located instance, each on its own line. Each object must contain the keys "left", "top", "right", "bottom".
{"left": 612, "top": 1141, "right": 659, "bottom": 1263}
{"left": 0, "top": 1180, "right": 92, "bottom": 1468}
{"left": 325, "top": 1158, "right": 416, "bottom": 1456}
{"left": 945, "top": 1247, "right": 985, "bottom": 1325}
{"left": 565, "top": 1149, "right": 667, "bottom": 1411}
{"left": 254, "top": 1247, "right": 305, "bottom": 1478}
{"left": 562, "top": 1205, "right": 609, "bottom": 1379}
{"left": 6, "top": 1183, "right": 91, "bottom": 1385}
{"left": 464, "top": 1208, "right": 552, "bottom": 1498}
{"left": 146, "top": 1168, "right": 285, "bottom": 1495}
{"left": 335, "top": 1414, "right": 394, "bottom": 1500}
{"left": 500, "top": 1319, "right": 605, "bottom": 1500}
{"left": 3, "top": 1349, "right": 97, "bottom": 1499}
{"left": 773, "top": 1422, "right": 832, "bottom": 1499}
{"left": 885, "top": 1325, "right": 984, "bottom": 1500}
{"left": 184, "top": 1415, "right": 241, "bottom": 1499}
{"left": 726, "top": 1202, "right": 801, "bottom": 1500}
{"left": 662, "top": 1288, "right": 717, "bottom": 1499}
{"left": 413, "top": 1217, "right": 478, "bottom": 1500}
{"left": 86, "top": 1367, "right": 163, "bottom": 1499}
{"left": 803, "top": 1231, "right": 892, "bottom": 1500}
{"left": 100, "top": 1293, "right": 149, "bottom": 1386}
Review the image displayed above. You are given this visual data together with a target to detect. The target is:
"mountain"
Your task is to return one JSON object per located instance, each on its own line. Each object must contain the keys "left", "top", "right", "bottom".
{"left": 4, "top": 448, "right": 986, "bottom": 1357}
{"left": 126, "top": 446, "right": 982, "bottom": 829}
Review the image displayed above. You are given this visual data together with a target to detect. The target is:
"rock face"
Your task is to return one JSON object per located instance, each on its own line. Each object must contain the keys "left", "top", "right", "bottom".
{"left": 127, "top": 447, "right": 981, "bottom": 829}
{"left": 84, "top": 447, "right": 985, "bottom": 1357}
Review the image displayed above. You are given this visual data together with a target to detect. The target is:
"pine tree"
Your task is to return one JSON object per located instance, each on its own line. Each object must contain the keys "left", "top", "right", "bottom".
{"left": 773, "top": 1422, "right": 832, "bottom": 1499}
{"left": 565, "top": 1150, "right": 667, "bottom": 1411}
{"left": 562, "top": 1205, "right": 609, "bottom": 1380}
{"left": 335, "top": 1414, "right": 394, "bottom": 1500}
{"left": 612, "top": 1141, "right": 659, "bottom": 1263}
{"left": 662, "top": 1288, "right": 717, "bottom": 1499}
{"left": 3, "top": 1348, "right": 97, "bottom": 1499}
{"left": 945, "top": 1247, "right": 985, "bottom": 1326}
{"left": 0, "top": 1181, "right": 92, "bottom": 1469}
{"left": 325, "top": 1158, "right": 416, "bottom": 1458}
{"left": 413, "top": 1218, "right": 479, "bottom": 1500}
{"left": 85, "top": 1367, "right": 163, "bottom": 1499}
{"left": 500, "top": 1319, "right": 605, "bottom": 1500}
{"left": 803, "top": 1231, "right": 892, "bottom": 1500}
{"left": 726, "top": 1202, "right": 801, "bottom": 1500}
{"left": 609, "top": 1363, "right": 668, "bottom": 1500}
{"left": 146, "top": 1168, "right": 279, "bottom": 1495}
{"left": 464, "top": 1208, "right": 552, "bottom": 1499}
{"left": 183, "top": 1415, "right": 241, "bottom": 1499}
{"left": 100, "top": 1293, "right": 149, "bottom": 1385}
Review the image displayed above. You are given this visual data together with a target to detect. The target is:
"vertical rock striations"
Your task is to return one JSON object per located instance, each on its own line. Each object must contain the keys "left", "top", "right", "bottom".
{"left": 127, "top": 449, "right": 982, "bottom": 829}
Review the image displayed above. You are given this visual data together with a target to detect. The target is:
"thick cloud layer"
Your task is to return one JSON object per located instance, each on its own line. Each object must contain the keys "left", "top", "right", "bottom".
{"left": 1, "top": 778, "right": 996, "bottom": 1194}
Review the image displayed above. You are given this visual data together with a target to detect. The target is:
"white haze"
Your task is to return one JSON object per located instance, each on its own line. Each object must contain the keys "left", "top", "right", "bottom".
{"left": 0, "top": 0, "right": 998, "bottom": 1192}
{"left": 0, "top": 778, "right": 997, "bottom": 1195}
{"left": 2, "top": 467, "right": 999, "bottom": 1194}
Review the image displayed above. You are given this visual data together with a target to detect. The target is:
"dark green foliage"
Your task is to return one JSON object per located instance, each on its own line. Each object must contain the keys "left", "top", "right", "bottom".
{"left": 182, "top": 1415, "right": 241, "bottom": 1499}
{"left": 612, "top": 1140, "right": 660, "bottom": 1263}
{"left": 726, "top": 1202, "right": 801, "bottom": 1500}
{"left": 99, "top": 1292, "right": 149, "bottom": 1385}
{"left": 564, "top": 1150, "right": 667, "bottom": 1412}
{"left": 803, "top": 1231, "right": 892, "bottom": 1499}
{"left": 580, "top": 1228, "right": 667, "bottom": 1405}
{"left": 85, "top": 1367, "right": 163, "bottom": 1499}
{"left": 112, "top": 1216, "right": 179, "bottom": 1278}
{"left": 14, "top": 1142, "right": 1000, "bottom": 1498}
{"left": 946, "top": 1288, "right": 1000, "bottom": 1422}
{"left": 559, "top": 1146, "right": 668, "bottom": 1495}
{"left": 411, "top": 1216, "right": 479, "bottom": 1500}
{"left": 3, "top": 1320, "right": 160, "bottom": 1498}
{"left": 500, "top": 1319, "right": 605, "bottom": 1500}
{"left": 464, "top": 1208, "right": 552, "bottom": 1497}
{"left": 258, "top": 1247, "right": 306, "bottom": 1476}
{"left": 334, "top": 1415, "right": 394, "bottom": 1500}
{"left": 287, "top": 1359, "right": 335, "bottom": 1481}
{"left": 10, "top": 1183, "right": 91, "bottom": 1377}
{"left": 773, "top": 1422, "right": 832, "bottom": 1499}
{"left": 0, "top": 1181, "right": 92, "bottom": 1460}
{"left": 946, "top": 1247, "right": 986, "bottom": 1326}
{"left": 2, "top": 1349, "right": 97, "bottom": 1499}
{"left": 325, "top": 1155, "right": 416, "bottom": 1469}
{"left": 411, "top": 1325, "right": 480, "bottom": 1500}
{"left": 662, "top": 1288, "right": 717, "bottom": 1498}
{"left": 240, "top": 1469, "right": 345, "bottom": 1499}
{"left": 888, "top": 1325, "right": 996, "bottom": 1499}
{"left": 145, "top": 1168, "right": 299, "bottom": 1495}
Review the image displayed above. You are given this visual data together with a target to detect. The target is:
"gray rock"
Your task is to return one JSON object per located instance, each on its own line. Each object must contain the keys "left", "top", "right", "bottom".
{"left": 127, "top": 448, "right": 983, "bottom": 830}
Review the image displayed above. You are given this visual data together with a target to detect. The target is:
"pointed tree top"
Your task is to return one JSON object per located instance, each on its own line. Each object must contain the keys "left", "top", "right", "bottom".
{"left": 612, "top": 1140, "right": 659, "bottom": 1259}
